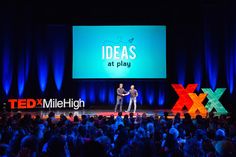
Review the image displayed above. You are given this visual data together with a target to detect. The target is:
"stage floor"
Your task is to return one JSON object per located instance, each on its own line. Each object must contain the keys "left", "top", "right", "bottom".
{"left": 7, "top": 109, "right": 213, "bottom": 119}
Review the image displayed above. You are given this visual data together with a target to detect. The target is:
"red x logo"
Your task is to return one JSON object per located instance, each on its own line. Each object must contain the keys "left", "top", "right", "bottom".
{"left": 37, "top": 99, "right": 42, "bottom": 105}
{"left": 171, "top": 84, "right": 198, "bottom": 112}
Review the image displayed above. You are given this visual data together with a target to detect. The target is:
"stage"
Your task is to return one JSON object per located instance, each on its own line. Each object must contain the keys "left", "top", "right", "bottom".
{"left": 5, "top": 109, "right": 224, "bottom": 119}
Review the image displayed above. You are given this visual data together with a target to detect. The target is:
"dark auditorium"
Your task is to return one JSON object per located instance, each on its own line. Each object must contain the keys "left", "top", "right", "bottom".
{"left": 0, "top": 1, "right": 236, "bottom": 157}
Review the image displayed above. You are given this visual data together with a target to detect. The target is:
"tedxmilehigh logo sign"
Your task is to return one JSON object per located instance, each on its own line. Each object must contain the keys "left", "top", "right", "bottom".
{"left": 72, "top": 26, "right": 166, "bottom": 79}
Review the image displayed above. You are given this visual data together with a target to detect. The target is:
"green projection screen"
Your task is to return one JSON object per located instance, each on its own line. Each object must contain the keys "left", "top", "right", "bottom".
{"left": 72, "top": 26, "right": 166, "bottom": 79}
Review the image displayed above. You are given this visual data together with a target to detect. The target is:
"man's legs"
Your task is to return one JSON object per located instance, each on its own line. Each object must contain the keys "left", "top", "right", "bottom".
{"left": 127, "top": 98, "right": 133, "bottom": 112}
{"left": 115, "top": 98, "right": 120, "bottom": 112}
{"left": 119, "top": 98, "right": 123, "bottom": 112}
{"left": 133, "top": 98, "right": 137, "bottom": 113}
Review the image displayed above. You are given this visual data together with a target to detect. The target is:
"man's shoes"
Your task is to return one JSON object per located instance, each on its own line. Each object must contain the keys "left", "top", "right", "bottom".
{"left": 125, "top": 111, "right": 129, "bottom": 112}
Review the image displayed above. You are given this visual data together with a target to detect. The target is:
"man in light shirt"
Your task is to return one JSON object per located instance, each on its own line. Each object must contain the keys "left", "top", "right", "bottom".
{"left": 125, "top": 85, "right": 138, "bottom": 113}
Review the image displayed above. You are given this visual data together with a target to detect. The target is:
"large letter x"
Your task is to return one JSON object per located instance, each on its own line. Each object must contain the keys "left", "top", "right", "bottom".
{"left": 201, "top": 88, "right": 228, "bottom": 114}
{"left": 188, "top": 93, "right": 208, "bottom": 114}
{"left": 171, "top": 84, "right": 198, "bottom": 112}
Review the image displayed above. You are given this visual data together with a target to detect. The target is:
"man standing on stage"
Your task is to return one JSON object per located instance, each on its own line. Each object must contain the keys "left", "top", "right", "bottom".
{"left": 125, "top": 85, "right": 138, "bottom": 113}
{"left": 115, "top": 83, "right": 127, "bottom": 112}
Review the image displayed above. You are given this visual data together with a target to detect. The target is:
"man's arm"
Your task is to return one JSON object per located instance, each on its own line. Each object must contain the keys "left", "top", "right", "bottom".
{"left": 124, "top": 90, "right": 130, "bottom": 96}
{"left": 117, "top": 89, "right": 123, "bottom": 96}
{"left": 125, "top": 92, "right": 130, "bottom": 96}
{"left": 136, "top": 90, "right": 138, "bottom": 97}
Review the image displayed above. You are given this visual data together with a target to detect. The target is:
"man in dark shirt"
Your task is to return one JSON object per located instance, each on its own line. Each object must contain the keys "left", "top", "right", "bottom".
{"left": 114, "top": 83, "right": 127, "bottom": 112}
{"left": 125, "top": 85, "right": 138, "bottom": 113}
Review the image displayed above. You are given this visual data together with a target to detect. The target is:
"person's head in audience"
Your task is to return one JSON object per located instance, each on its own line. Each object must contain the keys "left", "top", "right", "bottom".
{"left": 169, "top": 127, "right": 179, "bottom": 140}
{"left": 164, "top": 112, "right": 169, "bottom": 120}
{"left": 146, "top": 122, "right": 155, "bottom": 138}
{"left": 124, "top": 114, "right": 128, "bottom": 120}
{"left": 129, "top": 112, "right": 134, "bottom": 118}
{"left": 18, "top": 135, "right": 38, "bottom": 157}
{"left": 184, "top": 113, "right": 191, "bottom": 120}
{"left": 215, "top": 129, "right": 226, "bottom": 141}
{"left": 174, "top": 112, "right": 181, "bottom": 124}
{"left": 118, "top": 112, "right": 122, "bottom": 117}
{"left": 69, "top": 112, "right": 73, "bottom": 117}
{"left": 48, "top": 112, "right": 55, "bottom": 118}
{"left": 215, "top": 140, "right": 235, "bottom": 157}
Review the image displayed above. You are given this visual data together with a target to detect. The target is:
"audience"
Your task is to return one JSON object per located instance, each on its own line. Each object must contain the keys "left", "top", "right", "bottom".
{"left": 0, "top": 111, "right": 236, "bottom": 157}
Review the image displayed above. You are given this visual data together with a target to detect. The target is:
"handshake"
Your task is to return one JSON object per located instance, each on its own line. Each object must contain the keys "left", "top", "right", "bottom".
{"left": 122, "top": 93, "right": 129, "bottom": 96}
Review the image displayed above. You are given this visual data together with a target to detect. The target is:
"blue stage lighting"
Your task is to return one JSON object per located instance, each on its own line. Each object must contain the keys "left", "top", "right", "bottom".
{"left": 147, "top": 88, "right": 154, "bottom": 105}
{"left": 18, "top": 56, "right": 25, "bottom": 97}
{"left": 194, "top": 57, "right": 202, "bottom": 92}
{"left": 80, "top": 87, "right": 86, "bottom": 102}
{"left": 99, "top": 88, "right": 106, "bottom": 103}
{"left": 52, "top": 47, "right": 65, "bottom": 91}
{"left": 204, "top": 29, "right": 218, "bottom": 90}
{"left": 158, "top": 89, "right": 165, "bottom": 106}
{"left": 37, "top": 55, "right": 48, "bottom": 92}
{"left": 108, "top": 87, "right": 115, "bottom": 105}
{"left": 49, "top": 25, "right": 67, "bottom": 91}
{"left": 2, "top": 47, "right": 12, "bottom": 96}
{"left": 137, "top": 87, "right": 143, "bottom": 105}
{"left": 226, "top": 50, "right": 234, "bottom": 94}
{"left": 177, "top": 54, "right": 186, "bottom": 86}
{"left": 89, "top": 85, "right": 95, "bottom": 104}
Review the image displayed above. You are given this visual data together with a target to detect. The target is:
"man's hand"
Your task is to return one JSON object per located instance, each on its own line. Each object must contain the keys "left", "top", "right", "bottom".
{"left": 122, "top": 94, "right": 125, "bottom": 96}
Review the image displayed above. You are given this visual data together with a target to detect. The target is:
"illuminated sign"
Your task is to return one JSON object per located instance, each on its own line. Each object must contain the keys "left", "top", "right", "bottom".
{"left": 188, "top": 93, "right": 208, "bottom": 114}
{"left": 72, "top": 26, "right": 166, "bottom": 79}
{"left": 172, "top": 84, "right": 228, "bottom": 114}
{"left": 201, "top": 88, "right": 228, "bottom": 114}
{"left": 171, "top": 84, "right": 198, "bottom": 112}
{"left": 7, "top": 98, "right": 85, "bottom": 110}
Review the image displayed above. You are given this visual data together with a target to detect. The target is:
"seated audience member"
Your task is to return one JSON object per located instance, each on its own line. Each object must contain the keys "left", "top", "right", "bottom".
{"left": 45, "top": 135, "right": 67, "bottom": 157}
{"left": 18, "top": 135, "right": 38, "bottom": 157}
{"left": 183, "top": 129, "right": 206, "bottom": 157}
{"left": 68, "top": 113, "right": 74, "bottom": 122}
{"left": 215, "top": 140, "right": 235, "bottom": 157}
